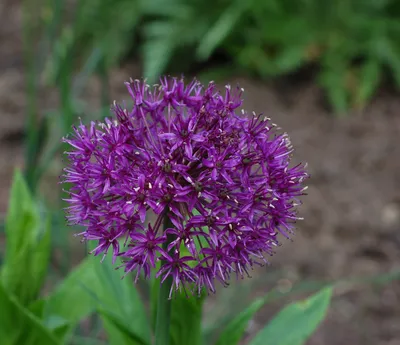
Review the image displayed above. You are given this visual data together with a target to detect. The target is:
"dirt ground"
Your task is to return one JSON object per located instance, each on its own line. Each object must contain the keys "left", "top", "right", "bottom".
{"left": 1, "top": 2, "right": 400, "bottom": 345}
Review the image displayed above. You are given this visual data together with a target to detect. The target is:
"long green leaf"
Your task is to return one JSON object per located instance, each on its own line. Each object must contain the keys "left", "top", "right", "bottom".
{"left": 0, "top": 283, "right": 60, "bottom": 345}
{"left": 100, "top": 311, "right": 149, "bottom": 345}
{"left": 84, "top": 242, "right": 151, "bottom": 345}
{"left": 1, "top": 170, "right": 51, "bottom": 306}
{"left": 170, "top": 291, "right": 205, "bottom": 345}
{"left": 44, "top": 258, "right": 97, "bottom": 338}
{"left": 197, "top": 0, "right": 247, "bottom": 60}
{"left": 214, "top": 297, "right": 266, "bottom": 345}
{"left": 319, "top": 66, "right": 349, "bottom": 115}
{"left": 142, "top": 36, "right": 174, "bottom": 83}
{"left": 377, "top": 37, "right": 400, "bottom": 88}
{"left": 354, "top": 59, "right": 381, "bottom": 108}
{"left": 29, "top": 297, "right": 70, "bottom": 340}
{"left": 249, "top": 287, "right": 333, "bottom": 345}
{"left": 45, "top": 241, "right": 151, "bottom": 344}
{"left": 274, "top": 45, "right": 306, "bottom": 74}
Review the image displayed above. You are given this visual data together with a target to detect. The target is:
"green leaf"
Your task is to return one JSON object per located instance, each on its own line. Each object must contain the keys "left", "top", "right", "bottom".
{"left": 319, "top": 67, "right": 349, "bottom": 114}
{"left": 214, "top": 297, "right": 266, "bottom": 345}
{"left": 1, "top": 170, "right": 51, "bottom": 306}
{"left": 29, "top": 299, "right": 46, "bottom": 318}
{"left": 354, "top": 59, "right": 381, "bottom": 108}
{"left": 28, "top": 298, "right": 70, "bottom": 340}
{"left": 85, "top": 242, "right": 151, "bottom": 345}
{"left": 142, "top": 38, "right": 174, "bottom": 83}
{"left": 142, "top": 20, "right": 177, "bottom": 83}
{"left": 151, "top": 213, "right": 205, "bottom": 345}
{"left": 45, "top": 316, "right": 70, "bottom": 340}
{"left": 0, "top": 283, "right": 60, "bottom": 345}
{"left": 72, "top": 47, "right": 104, "bottom": 97}
{"left": 237, "top": 45, "right": 275, "bottom": 77}
{"left": 43, "top": 26, "right": 74, "bottom": 85}
{"left": 100, "top": 310, "right": 149, "bottom": 345}
{"left": 376, "top": 37, "right": 400, "bottom": 88}
{"left": 197, "top": 0, "right": 247, "bottom": 60}
{"left": 43, "top": 258, "right": 98, "bottom": 341}
{"left": 157, "top": 211, "right": 206, "bottom": 345}
{"left": 47, "top": 240, "right": 151, "bottom": 344}
{"left": 274, "top": 45, "right": 306, "bottom": 75}
{"left": 249, "top": 287, "right": 333, "bottom": 345}
{"left": 45, "top": 258, "right": 97, "bottom": 325}
{"left": 170, "top": 291, "right": 205, "bottom": 345}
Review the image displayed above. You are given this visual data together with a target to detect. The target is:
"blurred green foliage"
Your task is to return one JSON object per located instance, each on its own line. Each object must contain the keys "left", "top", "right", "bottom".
{"left": 145, "top": 0, "right": 400, "bottom": 113}
{"left": 1, "top": 171, "right": 51, "bottom": 306}
{"left": 20, "top": 0, "right": 400, "bottom": 132}
{"left": 26, "top": 0, "right": 400, "bottom": 117}
{"left": 142, "top": 0, "right": 400, "bottom": 113}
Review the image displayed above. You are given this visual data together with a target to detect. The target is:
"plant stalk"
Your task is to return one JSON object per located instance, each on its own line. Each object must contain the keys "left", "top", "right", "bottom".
{"left": 155, "top": 216, "right": 174, "bottom": 345}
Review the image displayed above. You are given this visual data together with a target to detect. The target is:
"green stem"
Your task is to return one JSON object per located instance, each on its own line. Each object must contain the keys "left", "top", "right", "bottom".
{"left": 22, "top": 0, "right": 39, "bottom": 193}
{"left": 155, "top": 216, "right": 174, "bottom": 345}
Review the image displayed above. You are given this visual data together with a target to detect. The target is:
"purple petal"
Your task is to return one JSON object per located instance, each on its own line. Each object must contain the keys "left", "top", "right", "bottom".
{"left": 202, "top": 159, "right": 214, "bottom": 168}
{"left": 159, "top": 133, "right": 177, "bottom": 140}
{"left": 192, "top": 134, "right": 205, "bottom": 142}
{"left": 138, "top": 204, "right": 147, "bottom": 222}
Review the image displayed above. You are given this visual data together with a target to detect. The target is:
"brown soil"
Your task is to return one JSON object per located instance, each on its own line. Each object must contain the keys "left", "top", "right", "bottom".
{"left": 1, "top": 2, "right": 400, "bottom": 345}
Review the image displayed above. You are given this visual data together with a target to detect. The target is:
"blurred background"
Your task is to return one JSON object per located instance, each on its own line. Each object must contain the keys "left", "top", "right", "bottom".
{"left": 0, "top": 0, "right": 400, "bottom": 344}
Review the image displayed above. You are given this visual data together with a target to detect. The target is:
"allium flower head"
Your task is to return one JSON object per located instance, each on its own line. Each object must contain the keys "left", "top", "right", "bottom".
{"left": 62, "top": 77, "right": 308, "bottom": 296}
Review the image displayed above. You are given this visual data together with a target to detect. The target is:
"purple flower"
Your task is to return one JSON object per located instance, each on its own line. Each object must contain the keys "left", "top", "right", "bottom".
{"left": 119, "top": 224, "right": 166, "bottom": 281}
{"left": 62, "top": 77, "right": 308, "bottom": 296}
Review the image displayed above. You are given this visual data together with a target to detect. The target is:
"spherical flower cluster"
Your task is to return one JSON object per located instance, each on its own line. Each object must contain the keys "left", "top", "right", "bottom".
{"left": 62, "top": 77, "right": 308, "bottom": 296}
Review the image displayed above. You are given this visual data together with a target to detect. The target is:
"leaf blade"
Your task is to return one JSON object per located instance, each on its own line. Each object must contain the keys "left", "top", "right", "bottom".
{"left": 43, "top": 257, "right": 98, "bottom": 341}
{"left": 249, "top": 287, "right": 333, "bottom": 345}
{"left": 196, "top": 0, "right": 247, "bottom": 60}
{"left": 0, "top": 283, "right": 60, "bottom": 345}
{"left": 170, "top": 291, "right": 205, "bottom": 345}
{"left": 214, "top": 297, "right": 266, "bottom": 345}
{"left": 84, "top": 241, "right": 151, "bottom": 345}
{"left": 1, "top": 170, "right": 51, "bottom": 306}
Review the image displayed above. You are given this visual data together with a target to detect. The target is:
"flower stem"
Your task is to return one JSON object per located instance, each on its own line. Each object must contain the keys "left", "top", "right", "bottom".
{"left": 155, "top": 216, "right": 174, "bottom": 345}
